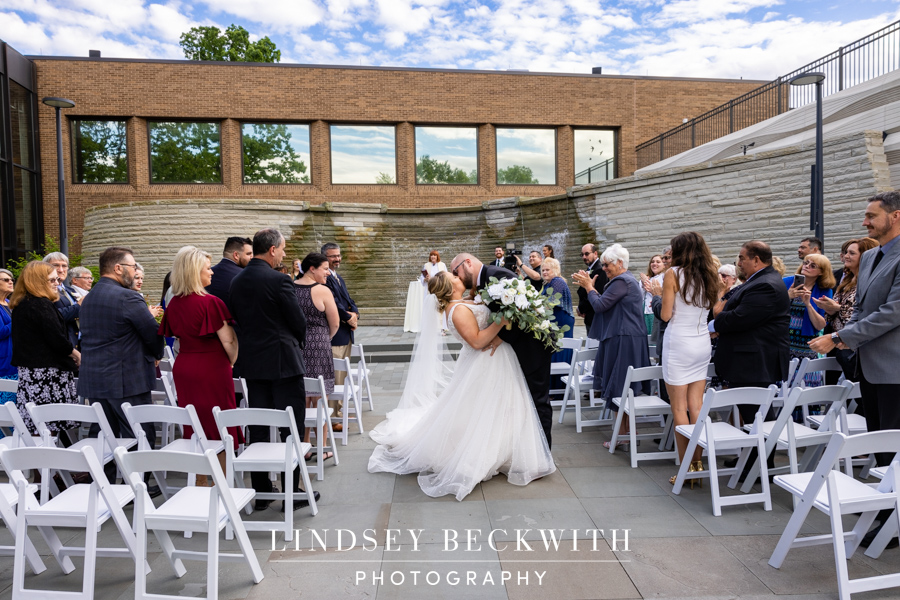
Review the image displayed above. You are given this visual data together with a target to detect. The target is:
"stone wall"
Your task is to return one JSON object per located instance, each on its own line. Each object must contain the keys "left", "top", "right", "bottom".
{"left": 82, "top": 130, "right": 890, "bottom": 313}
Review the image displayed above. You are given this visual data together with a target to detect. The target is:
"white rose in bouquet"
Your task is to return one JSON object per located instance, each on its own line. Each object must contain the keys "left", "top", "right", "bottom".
{"left": 536, "top": 305, "right": 546, "bottom": 315}
{"left": 539, "top": 320, "right": 551, "bottom": 330}
{"left": 500, "top": 289, "right": 516, "bottom": 305}
{"left": 473, "top": 295, "right": 484, "bottom": 304}
{"left": 514, "top": 294, "right": 529, "bottom": 309}
{"left": 488, "top": 283, "right": 505, "bottom": 298}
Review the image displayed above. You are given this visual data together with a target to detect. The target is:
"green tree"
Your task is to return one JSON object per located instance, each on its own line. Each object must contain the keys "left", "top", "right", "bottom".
{"left": 74, "top": 120, "right": 128, "bottom": 183}
{"left": 5, "top": 235, "right": 98, "bottom": 280}
{"left": 497, "top": 164, "right": 540, "bottom": 184}
{"left": 416, "top": 155, "right": 476, "bottom": 184}
{"left": 375, "top": 172, "right": 395, "bottom": 184}
{"left": 242, "top": 124, "right": 309, "bottom": 183}
{"left": 149, "top": 122, "right": 221, "bottom": 183}
{"left": 180, "top": 24, "right": 281, "bottom": 63}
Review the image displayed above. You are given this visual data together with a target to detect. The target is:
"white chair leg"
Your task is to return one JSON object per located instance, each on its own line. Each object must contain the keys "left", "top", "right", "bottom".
{"left": 283, "top": 464, "right": 293, "bottom": 542}
{"left": 207, "top": 492, "right": 220, "bottom": 600}
{"left": 826, "top": 475, "right": 852, "bottom": 600}
{"left": 628, "top": 407, "right": 638, "bottom": 469}
{"left": 82, "top": 484, "right": 100, "bottom": 600}
{"left": 609, "top": 406, "right": 624, "bottom": 454}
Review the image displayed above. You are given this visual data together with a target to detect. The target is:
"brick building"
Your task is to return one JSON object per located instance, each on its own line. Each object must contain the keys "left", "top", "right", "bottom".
{"left": 1, "top": 39, "right": 762, "bottom": 261}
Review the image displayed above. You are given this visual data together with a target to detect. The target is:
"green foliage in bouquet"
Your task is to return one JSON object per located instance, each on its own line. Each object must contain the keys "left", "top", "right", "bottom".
{"left": 475, "top": 276, "right": 570, "bottom": 351}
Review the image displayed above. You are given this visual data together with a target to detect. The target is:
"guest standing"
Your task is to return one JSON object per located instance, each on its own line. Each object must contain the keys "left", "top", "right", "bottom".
{"left": 659, "top": 232, "right": 720, "bottom": 482}
{"left": 0, "top": 269, "right": 16, "bottom": 407}
{"left": 10, "top": 262, "right": 81, "bottom": 435}
{"left": 68, "top": 266, "right": 93, "bottom": 300}
{"left": 292, "top": 259, "right": 302, "bottom": 281}
{"left": 421, "top": 251, "right": 447, "bottom": 285}
{"left": 159, "top": 246, "right": 239, "bottom": 484}
{"left": 542, "top": 245, "right": 555, "bottom": 259}
{"left": 642, "top": 254, "right": 665, "bottom": 334}
{"left": 206, "top": 236, "right": 253, "bottom": 304}
{"left": 783, "top": 253, "right": 834, "bottom": 387}
{"left": 44, "top": 252, "right": 80, "bottom": 350}
{"left": 540, "top": 258, "right": 574, "bottom": 387}
{"left": 323, "top": 242, "right": 358, "bottom": 432}
{"left": 131, "top": 263, "right": 145, "bottom": 294}
{"left": 515, "top": 250, "right": 544, "bottom": 290}
{"left": 577, "top": 243, "right": 609, "bottom": 336}
{"left": 294, "top": 252, "right": 339, "bottom": 460}
{"left": 573, "top": 244, "right": 650, "bottom": 446}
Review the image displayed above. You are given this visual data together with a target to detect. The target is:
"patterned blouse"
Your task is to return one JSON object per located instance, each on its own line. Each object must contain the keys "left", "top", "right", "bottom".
{"left": 826, "top": 285, "right": 856, "bottom": 333}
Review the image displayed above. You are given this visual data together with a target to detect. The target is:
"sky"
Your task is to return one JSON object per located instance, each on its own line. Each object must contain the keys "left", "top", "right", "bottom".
{"left": 1, "top": 1, "right": 898, "bottom": 80}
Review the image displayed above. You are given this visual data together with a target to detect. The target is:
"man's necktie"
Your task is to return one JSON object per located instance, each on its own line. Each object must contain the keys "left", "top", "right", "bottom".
{"left": 871, "top": 248, "right": 885, "bottom": 273}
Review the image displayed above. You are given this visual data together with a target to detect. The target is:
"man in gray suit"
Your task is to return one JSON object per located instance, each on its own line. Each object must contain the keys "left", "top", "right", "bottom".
{"left": 811, "top": 190, "right": 900, "bottom": 549}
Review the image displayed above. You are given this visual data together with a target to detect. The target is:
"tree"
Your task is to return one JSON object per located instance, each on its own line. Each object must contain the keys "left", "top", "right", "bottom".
{"left": 5, "top": 235, "right": 97, "bottom": 280}
{"left": 375, "top": 172, "right": 395, "bottom": 184}
{"left": 416, "top": 155, "right": 476, "bottom": 184}
{"left": 180, "top": 24, "right": 281, "bottom": 63}
{"left": 242, "top": 124, "right": 309, "bottom": 183}
{"left": 497, "top": 164, "right": 540, "bottom": 184}
{"left": 149, "top": 122, "right": 222, "bottom": 183}
{"left": 74, "top": 120, "right": 127, "bottom": 183}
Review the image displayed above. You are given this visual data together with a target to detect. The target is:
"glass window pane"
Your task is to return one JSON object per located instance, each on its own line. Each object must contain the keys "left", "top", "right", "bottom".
{"left": 496, "top": 128, "right": 555, "bottom": 185}
{"left": 415, "top": 127, "right": 477, "bottom": 184}
{"left": 574, "top": 130, "right": 615, "bottom": 184}
{"left": 73, "top": 120, "right": 128, "bottom": 183}
{"left": 9, "top": 80, "right": 34, "bottom": 168}
{"left": 12, "top": 166, "right": 35, "bottom": 250}
{"left": 330, "top": 125, "right": 396, "bottom": 184}
{"left": 149, "top": 121, "right": 221, "bottom": 183}
{"left": 242, "top": 123, "right": 310, "bottom": 184}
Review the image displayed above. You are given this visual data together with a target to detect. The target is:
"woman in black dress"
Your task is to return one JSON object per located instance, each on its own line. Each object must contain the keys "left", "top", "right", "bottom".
{"left": 294, "top": 252, "right": 340, "bottom": 460}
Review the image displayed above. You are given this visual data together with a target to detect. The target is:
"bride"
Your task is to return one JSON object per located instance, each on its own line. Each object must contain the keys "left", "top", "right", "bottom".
{"left": 368, "top": 271, "right": 555, "bottom": 501}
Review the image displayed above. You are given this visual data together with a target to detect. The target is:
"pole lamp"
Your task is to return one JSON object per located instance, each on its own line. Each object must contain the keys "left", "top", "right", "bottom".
{"left": 41, "top": 97, "right": 76, "bottom": 256}
{"left": 789, "top": 72, "right": 826, "bottom": 251}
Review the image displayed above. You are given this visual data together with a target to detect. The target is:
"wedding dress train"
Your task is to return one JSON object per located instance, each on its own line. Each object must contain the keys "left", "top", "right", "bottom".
{"left": 368, "top": 301, "right": 555, "bottom": 501}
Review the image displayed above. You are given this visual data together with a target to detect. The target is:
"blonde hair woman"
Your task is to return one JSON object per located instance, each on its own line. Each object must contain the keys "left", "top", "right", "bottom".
{"left": 159, "top": 246, "right": 240, "bottom": 484}
{"left": 783, "top": 252, "right": 835, "bottom": 387}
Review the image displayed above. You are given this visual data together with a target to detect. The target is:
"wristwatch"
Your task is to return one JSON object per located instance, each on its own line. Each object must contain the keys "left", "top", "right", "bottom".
{"left": 831, "top": 332, "right": 842, "bottom": 344}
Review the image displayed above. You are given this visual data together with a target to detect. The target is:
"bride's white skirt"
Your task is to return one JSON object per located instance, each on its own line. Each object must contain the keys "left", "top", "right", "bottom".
{"left": 368, "top": 344, "right": 556, "bottom": 501}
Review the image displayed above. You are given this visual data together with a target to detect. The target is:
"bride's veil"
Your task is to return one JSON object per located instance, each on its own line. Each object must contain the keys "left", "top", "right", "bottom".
{"left": 397, "top": 293, "right": 454, "bottom": 410}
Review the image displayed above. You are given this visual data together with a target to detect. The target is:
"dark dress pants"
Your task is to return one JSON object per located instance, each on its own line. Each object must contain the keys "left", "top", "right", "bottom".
{"left": 89, "top": 392, "right": 156, "bottom": 448}
{"left": 524, "top": 365, "right": 553, "bottom": 449}
{"left": 858, "top": 364, "right": 900, "bottom": 467}
{"left": 245, "top": 375, "right": 306, "bottom": 492}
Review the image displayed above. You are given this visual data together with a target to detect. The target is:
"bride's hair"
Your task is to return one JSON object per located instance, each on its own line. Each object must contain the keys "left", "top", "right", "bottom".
{"left": 428, "top": 271, "right": 454, "bottom": 311}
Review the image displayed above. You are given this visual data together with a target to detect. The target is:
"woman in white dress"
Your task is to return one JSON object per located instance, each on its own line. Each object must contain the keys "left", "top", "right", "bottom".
{"left": 421, "top": 250, "right": 447, "bottom": 286}
{"left": 368, "top": 271, "right": 556, "bottom": 501}
{"left": 659, "top": 232, "right": 721, "bottom": 485}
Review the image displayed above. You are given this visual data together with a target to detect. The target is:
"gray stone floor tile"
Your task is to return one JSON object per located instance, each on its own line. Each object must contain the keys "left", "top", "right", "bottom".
{"left": 551, "top": 442, "right": 633, "bottom": 468}
{"left": 387, "top": 502, "right": 493, "bottom": 544}
{"left": 580, "top": 495, "right": 710, "bottom": 539}
{"left": 561, "top": 466, "right": 666, "bottom": 498}
{"left": 246, "top": 546, "right": 383, "bottom": 600}
{"left": 480, "top": 469, "right": 575, "bottom": 501}
{"left": 289, "top": 502, "right": 393, "bottom": 550}
{"left": 485, "top": 497, "right": 597, "bottom": 541}
{"left": 391, "top": 472, "right": 485, "bottom": 503}
{"left": 310, "top": 471, "right": 396, "bottom": 506}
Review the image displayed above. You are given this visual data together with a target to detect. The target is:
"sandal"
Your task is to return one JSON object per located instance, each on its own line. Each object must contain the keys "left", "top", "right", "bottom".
{"left": 304, "top": 451, "right": 315, "bottom": 462}
{"left": 320, "top": 451, "right": 334, "bottom": 461}
{"left": 603, "top": 440, "right": 629, "bottom": 450}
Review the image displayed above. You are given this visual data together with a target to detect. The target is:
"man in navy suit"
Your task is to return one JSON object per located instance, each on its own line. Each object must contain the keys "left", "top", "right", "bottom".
{"left": 44, "top": 252, "right": 81, "bottom": 350}
{"left": 322, "top": 243, "right": 358, "bottom": 430}
{"left": 206, "top": 236, "right": 252, "bottom": 303}
{"left": 78, "top": 246, "right": 164, "bottom": 448}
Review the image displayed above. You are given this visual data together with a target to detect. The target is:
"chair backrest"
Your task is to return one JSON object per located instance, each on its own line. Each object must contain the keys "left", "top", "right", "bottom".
{"left": 706, "top": 362, "right": 717, "bottom": 378}
{"left": 0, "top": 445, "right": 99, "bottom": 476}
{"left": 0, "top": 403, "right": 40, "bottom": 448}
{"left": 0, "top": 379, "right": 17, "bottom": 394}
{"left": 813, "top": 431, "right": 900, "bottom": 475}
{"left": 351, "top": 344, "right": 365, "bottom": 358}
{"left": 560, "top": 337, "right": 584, "bottom": 351}
{"left": 123, "top": 402, "right": 208, "bottom": 449}
{"left": 213, "top": 406, "right": 300, "bottom": 445}
{"left": 158, "top": 371, "right": 178, "bottom": 407}
{"left": 304, "top": 376, "right": 329, "bottom": 399}
{"left": 698, "top": 386, "right": 777, "bottom": 421}
{"left": 586, "top": 338, "right": 600, "bottom": 349}
{"left": 163, "top": 345, "right": 176, "bottom": 363}
{"left": 28, "top": 401, "right": 119, "bottom": 453}
{"left": 333, "top": 356, "right": 351, "bottom": 374}
{"left": 115, "top": 447, "right": 217, "bottom": 481}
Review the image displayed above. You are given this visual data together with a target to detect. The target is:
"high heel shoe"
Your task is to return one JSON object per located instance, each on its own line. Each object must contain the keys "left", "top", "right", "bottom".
{"left": 689, "top": 461, "right": 704, "bottom": 489}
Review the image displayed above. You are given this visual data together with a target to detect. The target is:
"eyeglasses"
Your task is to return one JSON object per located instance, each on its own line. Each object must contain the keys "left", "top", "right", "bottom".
{"left": 48, "top": 277, "right": 61, "bottom": 284}
{"left": 580, "top": 252, "right": 592, "bottom": 256}
{"left": 118, "top": 263, "right": 137, "bottom": 270}
{"left": 0, "top": 278, "right": 13, "bottom": 283}
{"left": 802, "top": 261, "right": 820, "bottom": 269}
{"left": 74, "top": 276, "right": 92, "bottom": 281}
{"left": 451, "top": 259, "right": 468, "bottom": 276}
{"left": 662, "top": 255, "right": 672, "bottom": 261}
{"left": 600, "top": 262, "right": 611, "bottom": 268}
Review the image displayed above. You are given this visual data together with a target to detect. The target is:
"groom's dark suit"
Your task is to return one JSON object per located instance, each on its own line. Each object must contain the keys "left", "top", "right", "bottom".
{"left": 478, "top": 265, "right": 554, "bottom": 447}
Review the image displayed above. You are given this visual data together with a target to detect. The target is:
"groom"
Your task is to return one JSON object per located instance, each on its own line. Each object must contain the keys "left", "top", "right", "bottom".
{"left": 450, "top": 253, "right": 554, "bottom": 447}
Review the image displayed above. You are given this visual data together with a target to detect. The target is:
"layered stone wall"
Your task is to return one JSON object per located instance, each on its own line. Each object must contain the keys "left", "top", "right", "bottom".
{"left": 83, "top": 130, "right": 890, "bottom": 314}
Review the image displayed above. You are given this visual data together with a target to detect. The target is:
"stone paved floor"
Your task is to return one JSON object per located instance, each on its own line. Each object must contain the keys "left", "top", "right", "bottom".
{"left": 2, "top": 326, "right": 899, "bottom": 599}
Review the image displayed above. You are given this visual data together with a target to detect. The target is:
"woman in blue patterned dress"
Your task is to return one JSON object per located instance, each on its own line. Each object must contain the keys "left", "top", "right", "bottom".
{"left": 0, "top": 269, "right": 17, "bottom": 411}
{"left": 540, "top": 258, "right": 574, "bottom": 374}
{"left": 783, "top": 253, "right": 835, "bottom": 387}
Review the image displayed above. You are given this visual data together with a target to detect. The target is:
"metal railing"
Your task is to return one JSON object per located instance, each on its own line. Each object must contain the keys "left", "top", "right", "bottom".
{"left": 635, "top": 19, "right": 900, "bottom": 170}
{"left": 574, "top": 158, "right": 614, "bottom": 184}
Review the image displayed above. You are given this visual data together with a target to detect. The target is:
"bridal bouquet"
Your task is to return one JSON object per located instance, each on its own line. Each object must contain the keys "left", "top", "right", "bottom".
{"left": 474, "top": 277, "right": 569, "bottom": 351}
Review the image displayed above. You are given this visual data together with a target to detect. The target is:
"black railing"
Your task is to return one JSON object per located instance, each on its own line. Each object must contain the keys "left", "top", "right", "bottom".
{"left": 635, "top": 20, "right": 900, "bottom": 170}
{"left": 574, "top": 158, "right": 614, "bottom": 184}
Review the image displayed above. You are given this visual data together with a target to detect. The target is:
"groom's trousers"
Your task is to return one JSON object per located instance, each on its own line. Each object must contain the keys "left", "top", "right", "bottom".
{"left": 525, "top": 366, "right": 553, "bottom": 449}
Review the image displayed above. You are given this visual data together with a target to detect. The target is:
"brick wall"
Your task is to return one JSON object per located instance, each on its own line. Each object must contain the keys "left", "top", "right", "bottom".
{"left": 32, "top": 57, "right": 761, "bottom": 252}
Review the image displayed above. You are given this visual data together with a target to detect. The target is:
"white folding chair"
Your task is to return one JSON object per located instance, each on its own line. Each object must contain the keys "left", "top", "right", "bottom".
{"left": 608, "top": 365, "right": 676, "bottom": 468}
{"left": 122, "top": 402, "right": 225, "bottom": 499}
{"left": 213, "top": 406, "right": 317, "bottom": 542}
{"left": 0, "top": 399, "right": 52, "bottom": 450}
{"left": 331, "top": 357, "right": 363, "bottom": 444}
{"left": 27, "top": 401, "right": 137, "bottom": 502}
{"left": 550, "top": 337, "right": 584, "bottom": 405}
{"left": 769, "top": 431, "right": 900, "bottom": 600}
{"left": 0, "top": 465, "right": 48, "bottom": 575}
{"left": 672, "top": 386, "right": 775, "bottom": 516}
{"left": 557, "top": 348, "right": 611, "bottom": 432}
{"left": 234, "top": 377, "right": 249, "bottom": 409}
{"left": 350, "top": 344, "right": 375, "bottom": 411}
{"left": 771, "top": 357, "right": 801, "bottom": 410}
{"left": 115, "top": 447, "right": 264, "bottom": 600}
{"left": 163, "top": 345, "right": 176, "bottom": 363}
{"left": 737, "top": 383, "right": 852, "bottom": 493}
{"left": 304, "top": 375, "right": 340, "bottom": 480}
{"left": 0, "top": 446, "right": 148, "bottom": 600}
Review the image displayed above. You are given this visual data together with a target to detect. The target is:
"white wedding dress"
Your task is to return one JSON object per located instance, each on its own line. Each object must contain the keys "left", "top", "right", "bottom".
{"left": 368, "top": 301, "right": 556, "bottom": 501}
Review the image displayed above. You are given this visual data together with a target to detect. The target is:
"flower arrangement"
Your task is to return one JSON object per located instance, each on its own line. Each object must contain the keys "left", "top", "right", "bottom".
{"left": 474, "top": 277, "right": 569, "bottom": 351}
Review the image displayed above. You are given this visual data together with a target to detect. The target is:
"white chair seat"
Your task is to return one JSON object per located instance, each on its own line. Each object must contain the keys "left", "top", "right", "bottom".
{"left": 232, "top": 441, "right": 310, "bottom": 470}
{"left": 809, "top": 412, "right": 868, "bottom": 435}
{"left": 0, "top": 435, "right": 49, "bottom": 450}
{"left": 746, "top": 420, "right": 822, "bottom": 447}
{"left": 29, "top": 483, "right": 135, "bottom": 525}
{"left": 870, "top": 466, "right": 887, "bottom": 480}
{"left": 69, "top": 436, "right": 136, "bottom": 463}
{"left": 676, "top": 421, "right": 748, "bottom": 446}
{"left": 612, "top": 394, "right": 668, "bottom": 411}
{"left": 305, "top": 406, "right": 334, "bottom": 421}
{"left": 147, "top": 487, "right": 256, "bottom": 530}
{"left": 550, "top": 363, "right": 571, "bottom": 375}
{"left": 1, "top": 482, "right": 37, "bottom": 504}
{"left": 163, "top": 438, "right": 226, "bottom": 454}
{"left": 774, "top": 472, "right": 883, "bottom": 513}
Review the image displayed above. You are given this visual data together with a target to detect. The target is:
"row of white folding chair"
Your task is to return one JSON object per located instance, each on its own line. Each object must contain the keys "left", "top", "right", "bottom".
{"left": 304, "top": 375, "right": 340, "bottom": 480}
{"left": 214, "top": 403, "right": 318, "bottom": 543}
{"left": 672, "top": 385, "right": 776, "bottom": 516}
{"left": 557, "top": 348, "right": 610, "bottom": 432}
{"left": 350, "top": 343, "right": 375, "bottom": 411}
{"left": 550, "top": 337, "right": 585, "bottom": 404}
{"left": 608, "top": 365, "right": 677, "bottom": 468}
{"left": 0, "top": 445, "right": 146, "bottom": 600}
{"left": 0, "top": 474, "right": 48, "bottom": 576}
{"left": 332, "top": 356, "right": 364, "bottom": 444}
{"left": 769, "top": 431, "right": 900, "bottom": 600}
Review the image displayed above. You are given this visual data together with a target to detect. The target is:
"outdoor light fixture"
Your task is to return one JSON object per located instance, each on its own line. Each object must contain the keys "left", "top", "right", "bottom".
{"left": 42, "top": 96, "right": 75, "bottom": 256}
{"left": 741, "top": 142, "right": 755, "bottom": 155}
{"left": 789, "top": 72, "right": 826, "bottom": 249}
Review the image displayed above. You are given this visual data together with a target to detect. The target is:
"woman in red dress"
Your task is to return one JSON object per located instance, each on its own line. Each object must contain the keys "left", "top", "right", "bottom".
{"left": 158, "top": 246, "right": 239, "bottom": 485}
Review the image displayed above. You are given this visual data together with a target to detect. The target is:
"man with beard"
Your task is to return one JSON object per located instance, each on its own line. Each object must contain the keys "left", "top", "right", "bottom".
{"left": 206, "top": 236, "right": 253, "bottom": 304}
{"left": 449, "top": 252, "right": 554, "bottom": 447}
{"left": 576, "top": 243, "right": 608, "bottom": 336}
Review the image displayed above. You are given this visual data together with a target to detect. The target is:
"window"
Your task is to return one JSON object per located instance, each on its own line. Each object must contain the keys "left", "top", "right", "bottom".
{"left": 72, "top": 119, "right": 128, "bottom": 183}
{"left": 330, "top": 125, "right": 396, "bottom": 184}
{"left": 241, "top": 123, "right": 310, "bottom": 184}
{"left": 148, "top": 121, "right": 221, "bottom": 183}
{"left": 9, "top": 80, "right": 34, "bottom": 169}
{"left": 574, "top": 129, "right": 615, "bottom": 184}
{"left": 495, "top": 128, "right": 556, "bottom": 185}
{"left": 414, "top": 126, "right": 477, "bottom": 184}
